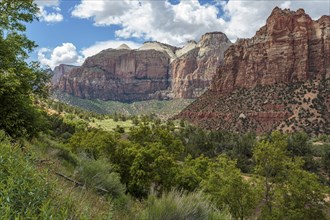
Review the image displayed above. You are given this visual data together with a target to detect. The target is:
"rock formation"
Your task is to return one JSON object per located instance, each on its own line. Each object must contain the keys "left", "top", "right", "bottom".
{"left": 58, "top": 47, "right": 171, "bottom": 102}
{"left": 176, "top": 8, "right": 330, "bottom": 135}
{"left": 170, "top": 32, "right": 232, "bottom": 98}
{"left": 211, "top": 7, "right": 330, "bottom": 92}
{"left": 54, "top": 32, "right": 232, "bottom": 102}
{"left": 51, "top": 64, "right": 77, "bottom": 86}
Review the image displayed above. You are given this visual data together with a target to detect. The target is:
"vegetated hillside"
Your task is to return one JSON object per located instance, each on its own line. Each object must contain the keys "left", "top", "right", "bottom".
{"left": 15, "top": 105, "right": 330, "bottom": 219}
{"left": 2, "top": 2, "right": 329, "bottom": 219}
{"left": 53, "top": 91, "right": 194, "bottom": 119}
{"left": 52, "top": 32, "right": 231, "bottom": 101}
{"left": 176, "top": 7, "right": 330, "bottom": 135}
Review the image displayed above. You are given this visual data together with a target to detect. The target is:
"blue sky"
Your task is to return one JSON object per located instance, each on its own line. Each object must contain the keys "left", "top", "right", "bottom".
{"left": 28, "top": 0, "right": 329, "bottom": 69}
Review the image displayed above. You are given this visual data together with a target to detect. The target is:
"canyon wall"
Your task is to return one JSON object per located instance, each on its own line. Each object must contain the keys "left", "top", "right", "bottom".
{"left": 176, "top": 8, "right": 330, "bottom": 134}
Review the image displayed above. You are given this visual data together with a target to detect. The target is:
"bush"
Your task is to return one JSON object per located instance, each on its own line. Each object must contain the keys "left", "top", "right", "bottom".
{"left": 140, "top": 189, "right": 231, "bottom": 220}
{"left": 0, "top": 130, "right": 71, "bottom": 219}
{"left": 75, "top": 159, "right": 126, "bottom": 198}
{"left": 68, "top": 129, "right": 116, "bottom": 159}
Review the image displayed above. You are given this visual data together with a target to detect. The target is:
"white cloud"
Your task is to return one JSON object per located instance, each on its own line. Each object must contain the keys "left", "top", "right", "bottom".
{"left": 72, "top": 0, "right": 225, "bottom": 45}
{"left": 222, "top": 0, "right": 330, "bottom": 41}
{"left": 71, "top": 0, "right": 329, "bottom": 45}
{"left": 81, "top": 40, "right": 142, "bottom": 58}
{"left": 38, "top": 40, "right": 141, "bottom": 69}
{"left": 34, "top": 0, "right": 60, "bottom": 7}
{"left": 280, "top": 1, "right": 291, "bottom": 9}
{"left": 34, "top": 0, "right": 63, "bottom": 23}
{"left": 38, "top": 43, "right": 84, "bottom": 69}
{"left": 38, "top": 7, "right": 63, "bottom": 23}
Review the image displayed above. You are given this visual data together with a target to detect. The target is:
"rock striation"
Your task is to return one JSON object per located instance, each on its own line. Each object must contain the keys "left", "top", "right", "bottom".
{"left": 51, "top": 64, "right": 77, "bottom": 86}
{"left": 170, "top": 32, "right": 232, "bottom": 98}
{"left": 54, "top": 33, "right": 232, "bottom": 102}
{"left": 176, "top": 8, "right": 330, "bottom": 134}
{"left": 212, "top": 7, "right": 330, "bottom": 93}
{"left": 58, "top": 48, "right": 171, "bottom": 102}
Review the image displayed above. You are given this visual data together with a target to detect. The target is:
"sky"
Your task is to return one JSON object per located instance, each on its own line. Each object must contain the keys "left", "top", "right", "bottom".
{"left": 28, "top": 0, "right": 330, "bottom": 69}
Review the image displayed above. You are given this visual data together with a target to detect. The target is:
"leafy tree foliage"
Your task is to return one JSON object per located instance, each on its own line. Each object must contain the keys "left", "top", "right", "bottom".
{"left": 68, "top": 129, "right": 117, "bottom": 159}
{"left": 273, "top": 159, "right": 328, "bottom": 220}
{"left": 287, "top": 132, "right": 317, "bottom": 172}
{"left": 322, "top": 145, "right": 330, "bottom": 177}
{"left": 55, "top": 112, "right": 330, "bottom": 218}
{"left": 177, "top": 126, "right": 255, "bottom": 172}
{"left": 128, "top": 142, "right": 178, "bottom": 198}
{"left": 0, "top": 0, "right": 49, "bottom": 137}
{"left": 202, "top": 155, "right": 260, "bottom": 220}
{"left": 129, "top": 123, "right": 184, "bottom": 157}
{"left": 253, "top": 131, "right": 328, "bottom": 219}
{"left": 176, "top": 155, "right": 212, "bottom": 191}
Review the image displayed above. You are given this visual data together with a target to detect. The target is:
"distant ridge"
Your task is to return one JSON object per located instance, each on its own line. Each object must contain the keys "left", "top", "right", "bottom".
{"left": 52, "top": 32, "right": 232, "bottom": 102}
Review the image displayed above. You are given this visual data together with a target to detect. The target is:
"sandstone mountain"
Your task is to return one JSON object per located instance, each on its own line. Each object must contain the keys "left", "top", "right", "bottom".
{"left": 51, "top": 64, "right": 77, "bottom": 85}
{"left": 53, "top": 32, "right": 231, "bottom": 102}
{"left": 171, "top": 32, "right": 231, "bottom": 98}
{"left": 176, "top": 8, "right": 330, "bottom": 135}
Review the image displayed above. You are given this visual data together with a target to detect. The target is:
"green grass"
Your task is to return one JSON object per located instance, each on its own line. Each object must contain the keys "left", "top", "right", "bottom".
{"left": 140, "top": 190, "right": 232, "bottom": 220}
{"left": 90, "top": 118, "right": 134, "bottom": 132}
{"left": 52, "top": 91, "right": 194, "bottom": 118}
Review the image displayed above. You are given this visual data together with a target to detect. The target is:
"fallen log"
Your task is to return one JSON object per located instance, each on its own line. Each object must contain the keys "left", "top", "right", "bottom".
{"left": 55, "top": 172, "right": 109, "bottom": 194}
{"left": 55, "top": 172, "right": 82, "bottom": 186}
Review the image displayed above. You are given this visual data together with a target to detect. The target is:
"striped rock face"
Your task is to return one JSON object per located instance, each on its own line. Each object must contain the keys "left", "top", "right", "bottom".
{"left": 52, "top": 33, "right": 232, "bottom": 102}
{"left": 176, "top": 8, "right": 330, "bottom": 135}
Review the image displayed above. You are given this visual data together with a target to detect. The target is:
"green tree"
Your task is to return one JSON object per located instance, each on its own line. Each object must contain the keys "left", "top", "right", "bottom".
{"left": 68, "top": 129, "right": 117, "bottom": 159}
{"left": 176, "top": 154, "right": 213, "bottom": 191}
{"left": 253, "top": 131, "right": 288, "bottom": 215}
{"left": 322, "top": 145, "right": 330, "bottom": 176}
{"left": 287, "top": 132, "right": 317, "bottom": 172}
{"left": 202, "top": 155, "right": 260, "bottom": 220}
{"left": 0, "top": 0, "right": 49, "bottom": 137}
{"left": 253, "top": 131, "right": 329, "bottom": 219}
{"left": 230, "top": 132, "right": 256, "bottom": 173}
{"left": 129, "top": 123, "right": 184, "bottom": 157}
{"left": 273, "top": 158, "right": 328, "bottom": 220}
{"left": 128, "top": 142, "right": 178, "bottom": 198}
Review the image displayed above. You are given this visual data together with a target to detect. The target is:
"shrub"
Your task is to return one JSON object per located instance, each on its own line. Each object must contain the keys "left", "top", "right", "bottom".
{"left": 75, "top": 159, "right": 126, "bottom": 198}
{"left": 140, "top": 190, "right": 231, "bottom": 220}
{"left": 0, "top": 130, "right": 72, "bottom": 219}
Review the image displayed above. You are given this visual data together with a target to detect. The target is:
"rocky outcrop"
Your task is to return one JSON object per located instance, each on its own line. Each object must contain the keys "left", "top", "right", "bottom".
{"left": 176, "top": 8, "right": 330, "bottom": 134}
{"left": 51, "top": 64, "right": 77, "bottom": 86}
{"left": 170, "top": 32, "right": 232, "bottom": 98}
{"left": 54, "top": 33, "right": 231, "bottom": 101}
{"left": 212, "top": 7, "right": 330, "bottom": 93}
{"left": 58, "top": 48, "right": 171, "bottom": 102}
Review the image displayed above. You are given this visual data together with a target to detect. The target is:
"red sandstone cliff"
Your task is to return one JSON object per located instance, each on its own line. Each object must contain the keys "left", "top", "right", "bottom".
{"left": 176, "top": 8, "right": 330, "bottom": 134}
{"left": 51, "top": 64, "right": 77, "bottom": 86}
{"left": 170, "top": 32, "right": 232, "bottom": 98}
{"left": 58, "top": 47, "right": 171, "bottom": 102}
{"left": 212, "top": 7, "right": 330, "bottom": 93}
{"left": 54, "top": 33, "right": 231, "bottom": 102}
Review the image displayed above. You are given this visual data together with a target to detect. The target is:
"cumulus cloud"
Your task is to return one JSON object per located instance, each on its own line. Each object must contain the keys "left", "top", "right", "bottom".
{"left": 38, "top": 43, "right": 84, "bottom": 69}
{"left": 81, "top": 40, "right": 141, "bottom": 58}
{"left": 38, "top": 7, "right": 63, "bottom": 23}
{"left": 34, "top": 0, "right": 60, "bottom": 7}
{"left": 71, "top": 0, "right": 329, "bottom": 45}
{"left": 38, "top": 40, "right": 141, "bottom": 69}
{"left": 222, "top": 0, "right": 330, "bottom": 40}
{"left": 72, "top": 0, "right": 225, "bottom": 45}
{"left": 35, "top": 0, "right": 63, "bottom": 23}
